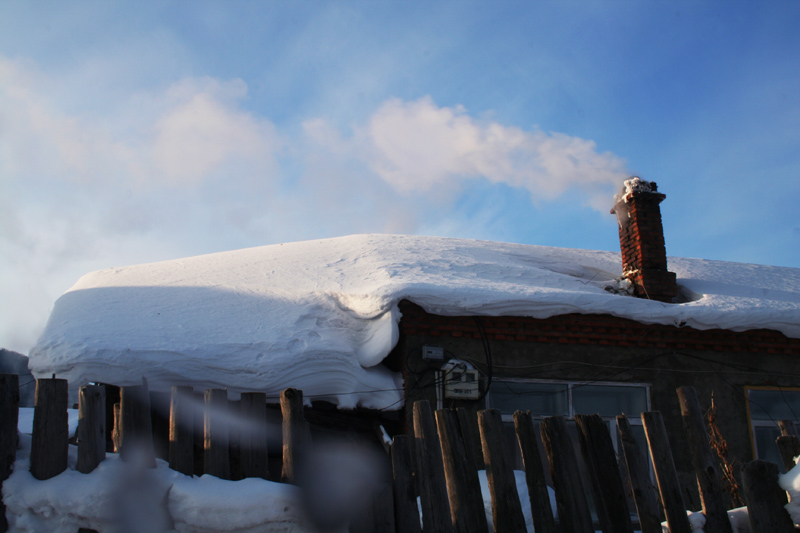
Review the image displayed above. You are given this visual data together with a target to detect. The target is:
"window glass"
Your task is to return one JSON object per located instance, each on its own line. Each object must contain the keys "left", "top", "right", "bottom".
{"left": 490, "top": 381, "right": 569, "bottom": 417}
{"left": 748, "top": 389, "right": 800, "bottom": 422}
{"left": 573, "top": 385, "right": 648, "bottom": 418}
{"left": 754, "top": 426, "right": 783, "bottom": 469}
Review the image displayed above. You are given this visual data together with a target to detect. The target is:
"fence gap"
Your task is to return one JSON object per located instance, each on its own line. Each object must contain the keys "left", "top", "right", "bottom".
{"left": 478, "top": 408, "right": 526, "bottom": 533}
{"left": 102, "top": 384, "right": 120, "bottom": 453}
{"left": 616, "top": 415, "right": 662, "bottom": 533}
{"left": 150, "top": 390, "right": 170, "bottom": 460}
{"left": 436, "top": 408, "right": 488, "bottom": 533}
{"left": 575, "top": 413, "right": 634, "bottom": 533}
{"left": 513, "top": 410, "right": 557, "bottom": 533}
{"left": 77, "top": 385, "right": 106, "bottom": 474}
{"left": 540, "top": 415, "right": 593, "bottom": 533}
{"left": 30, "top": 377, "right": 69, "bottom": 480}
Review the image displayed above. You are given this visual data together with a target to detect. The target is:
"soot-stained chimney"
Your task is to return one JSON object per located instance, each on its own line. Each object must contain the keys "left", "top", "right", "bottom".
{"left": 610, "top": 177, "right": 677, "bottom": 303}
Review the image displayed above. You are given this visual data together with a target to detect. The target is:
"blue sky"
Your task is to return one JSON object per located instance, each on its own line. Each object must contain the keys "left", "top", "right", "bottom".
{"left": 2, "top": 1, "right": 799, "bottom": 353}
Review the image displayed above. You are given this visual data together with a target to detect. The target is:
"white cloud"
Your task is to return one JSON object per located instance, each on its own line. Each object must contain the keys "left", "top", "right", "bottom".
{"left": 364, "top": 96, "right": 628, "bottom": 208}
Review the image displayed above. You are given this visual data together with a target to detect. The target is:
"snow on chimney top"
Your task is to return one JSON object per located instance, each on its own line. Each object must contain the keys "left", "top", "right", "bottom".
{"left": 610, "top": 177, "right": 677, "bottom": 303}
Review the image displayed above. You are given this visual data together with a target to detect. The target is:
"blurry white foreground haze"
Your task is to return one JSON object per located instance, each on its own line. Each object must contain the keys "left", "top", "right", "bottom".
{"left": 29, "top": 233, "right": 800, "bottom": 409}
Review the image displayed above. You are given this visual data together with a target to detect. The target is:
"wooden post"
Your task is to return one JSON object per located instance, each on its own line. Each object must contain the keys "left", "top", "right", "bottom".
{"left": 641, "top": 411, "right": 692, "bottom": 533}
{"left": 776, "top": 435, "right": 800, "bottom": 472}
{"left": 778, "top": 419, "right": 797, "bottom": 437}
{"left": 413, "top": 400, "right": 453, "bottom": 533}
{"left": 676, "top": 387, "right": 733, "bottom": 533}
{"left": 281, "top": 388, "right": 309, "bottom": 484}
{"left": 616, "top": 415, "right": 662, "bottom": 533}
{"left": 0, "top": 374, "right": 20, "bottom": 532}
{"left": 513, "top": 411, "right": 557, "bottom": 533}
{"left": 741, "top": 460, "right": 795, "bottom": 532}
{"left": 30, "top": 377, "right": 69, "bottom": 480}
{"left": 436, "top": 409, "right": 488, "bottom": 533}
{"left": 204, "top": 388, "right": 231, "bottom": 480}
{"left": 240, "top": 392, "right": 269, "bottom": 479}
{"left": 169, "top": 385, "right": 194, "bottom": 476}
{"left": 112, "top": 403, "right": 121, "bottom": 453}
{"left": 575, "top": 414, "right": 633, "bottom": 533}
{"left": 77, "top": 385, "right": 106, "bottom": 474}
{"left": 391, "top": 435, "right": 422, "bottom": 533}
{"left": 478, "top": 409, "right": 526, "bottom": 533}
{"left": 120, "top": 379, "right": 156, "bottom": 467}
{"left": 540, "top": 415, "right": 593, "bottom": 533}
{"left": 456, "top": 407, "right": 484, "bottom": 470}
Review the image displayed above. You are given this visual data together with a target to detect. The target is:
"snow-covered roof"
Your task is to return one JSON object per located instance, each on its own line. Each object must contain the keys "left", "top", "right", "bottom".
{"left": 29, "top": 234, "right": 800, "bottom": 409}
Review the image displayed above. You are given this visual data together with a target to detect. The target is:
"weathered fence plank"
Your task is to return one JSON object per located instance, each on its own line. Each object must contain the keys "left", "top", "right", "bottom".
{"left": 478, "top": 408, "right": 526, "bottom": 533}
{"left": 413, "top": 400, "right": 453, "bottom": 533}
{"left": 240, "top": 391, "right": 269, "bottom": 479}
{"left": 456, "top": 407, "right": 484, "bottom": 471}
{"left": 372, "top": 482, "right": 396, "bottom": 533}
{"left": 676, "top": 387, "right": 733, "bottom": 533}
{"left": 281, "top": 388, "right": 309, "bottom": 484}
{"left": 513, "top": 411, "right": 557, "bottom": 533}
{"left": 540, "top": 415, "right": 593, "bottom": 533}
{"left": 30, "top": 378, "right": 69, "bottom": 480}
{"left": 77, "top": 385, "right": 106, "bottom": 474}
{"left": 436, "top": 408, "right": 488, "bottom": 533}
{"left": 616, "top": 415, "right": 662, "bottom": 533}
{"left": 741, "top": 460, "right": 795, "bottom": 532}
{"left": 642, "top": 411, "right": 692, "bottom": 533}
{"left": 169, "top": 386, "right": 194, "bottom": 476}
{"left": 0, "top": 374, "right": 20, "bottom": 532}
{"left": 204, "top": 388, "right": 231, "bottom": 480}
{"left": 776, "top": 435, "right": 800, "bottom": 472}
{"left": 391, "top": 435, "right": 422, "bottom": 533}
{"left": 120, "top": 379, "right": 156, "bottom": 467}
{"left": 575, "top": 413, "right": 633, "bottom": 533}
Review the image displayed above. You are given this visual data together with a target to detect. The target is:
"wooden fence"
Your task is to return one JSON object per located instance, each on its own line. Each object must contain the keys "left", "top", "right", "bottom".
{"left": 1, "top": 375, "right": 798, "bottom": 532}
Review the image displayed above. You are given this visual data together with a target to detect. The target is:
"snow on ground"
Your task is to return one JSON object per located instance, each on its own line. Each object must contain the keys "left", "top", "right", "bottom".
{"left": 3, "top": 432, "right": 319, "bottom": 533}
{"left": 29, "top": 234, "right": 800, "bottom": 409}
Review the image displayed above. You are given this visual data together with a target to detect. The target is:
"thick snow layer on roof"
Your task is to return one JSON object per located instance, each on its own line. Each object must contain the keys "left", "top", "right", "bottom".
{"left": 29, "top": 234, "right": 800, "bottom": 409}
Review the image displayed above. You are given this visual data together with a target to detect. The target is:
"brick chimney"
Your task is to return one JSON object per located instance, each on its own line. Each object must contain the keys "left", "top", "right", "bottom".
{"left": 610, "top": 177, "right": 677, "bottom": 302}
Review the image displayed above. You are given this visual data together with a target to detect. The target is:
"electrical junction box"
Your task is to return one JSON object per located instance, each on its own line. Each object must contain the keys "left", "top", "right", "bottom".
{"left": 422, "top": 345, "right": 444, "bottom": 362}
{"left": 443, "top": 367, "right": 480, "bottom": 400}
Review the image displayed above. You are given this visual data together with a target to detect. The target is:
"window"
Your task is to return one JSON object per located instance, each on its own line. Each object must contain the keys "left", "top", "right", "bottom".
{"left": 488, "top": 379, "right": 651, "bottom": 523}
{"left": 488, "top": 379, "right": 650, "bottom": 453}
{"left": 746, "top": 387, "right": 800, "bottom": 471}
{"left": 487, "top": 378, "right": 650, "bottom": 462}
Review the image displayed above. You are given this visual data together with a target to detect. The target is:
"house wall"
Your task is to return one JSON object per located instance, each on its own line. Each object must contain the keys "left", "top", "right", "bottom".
{"left": 386, "top": 300, "right": 800, "bottom": 508}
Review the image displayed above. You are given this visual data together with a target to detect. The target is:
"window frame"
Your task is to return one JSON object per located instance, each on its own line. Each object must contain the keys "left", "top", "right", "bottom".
{"left": 745, "top": 385, "right": 800, "bottom": 463}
